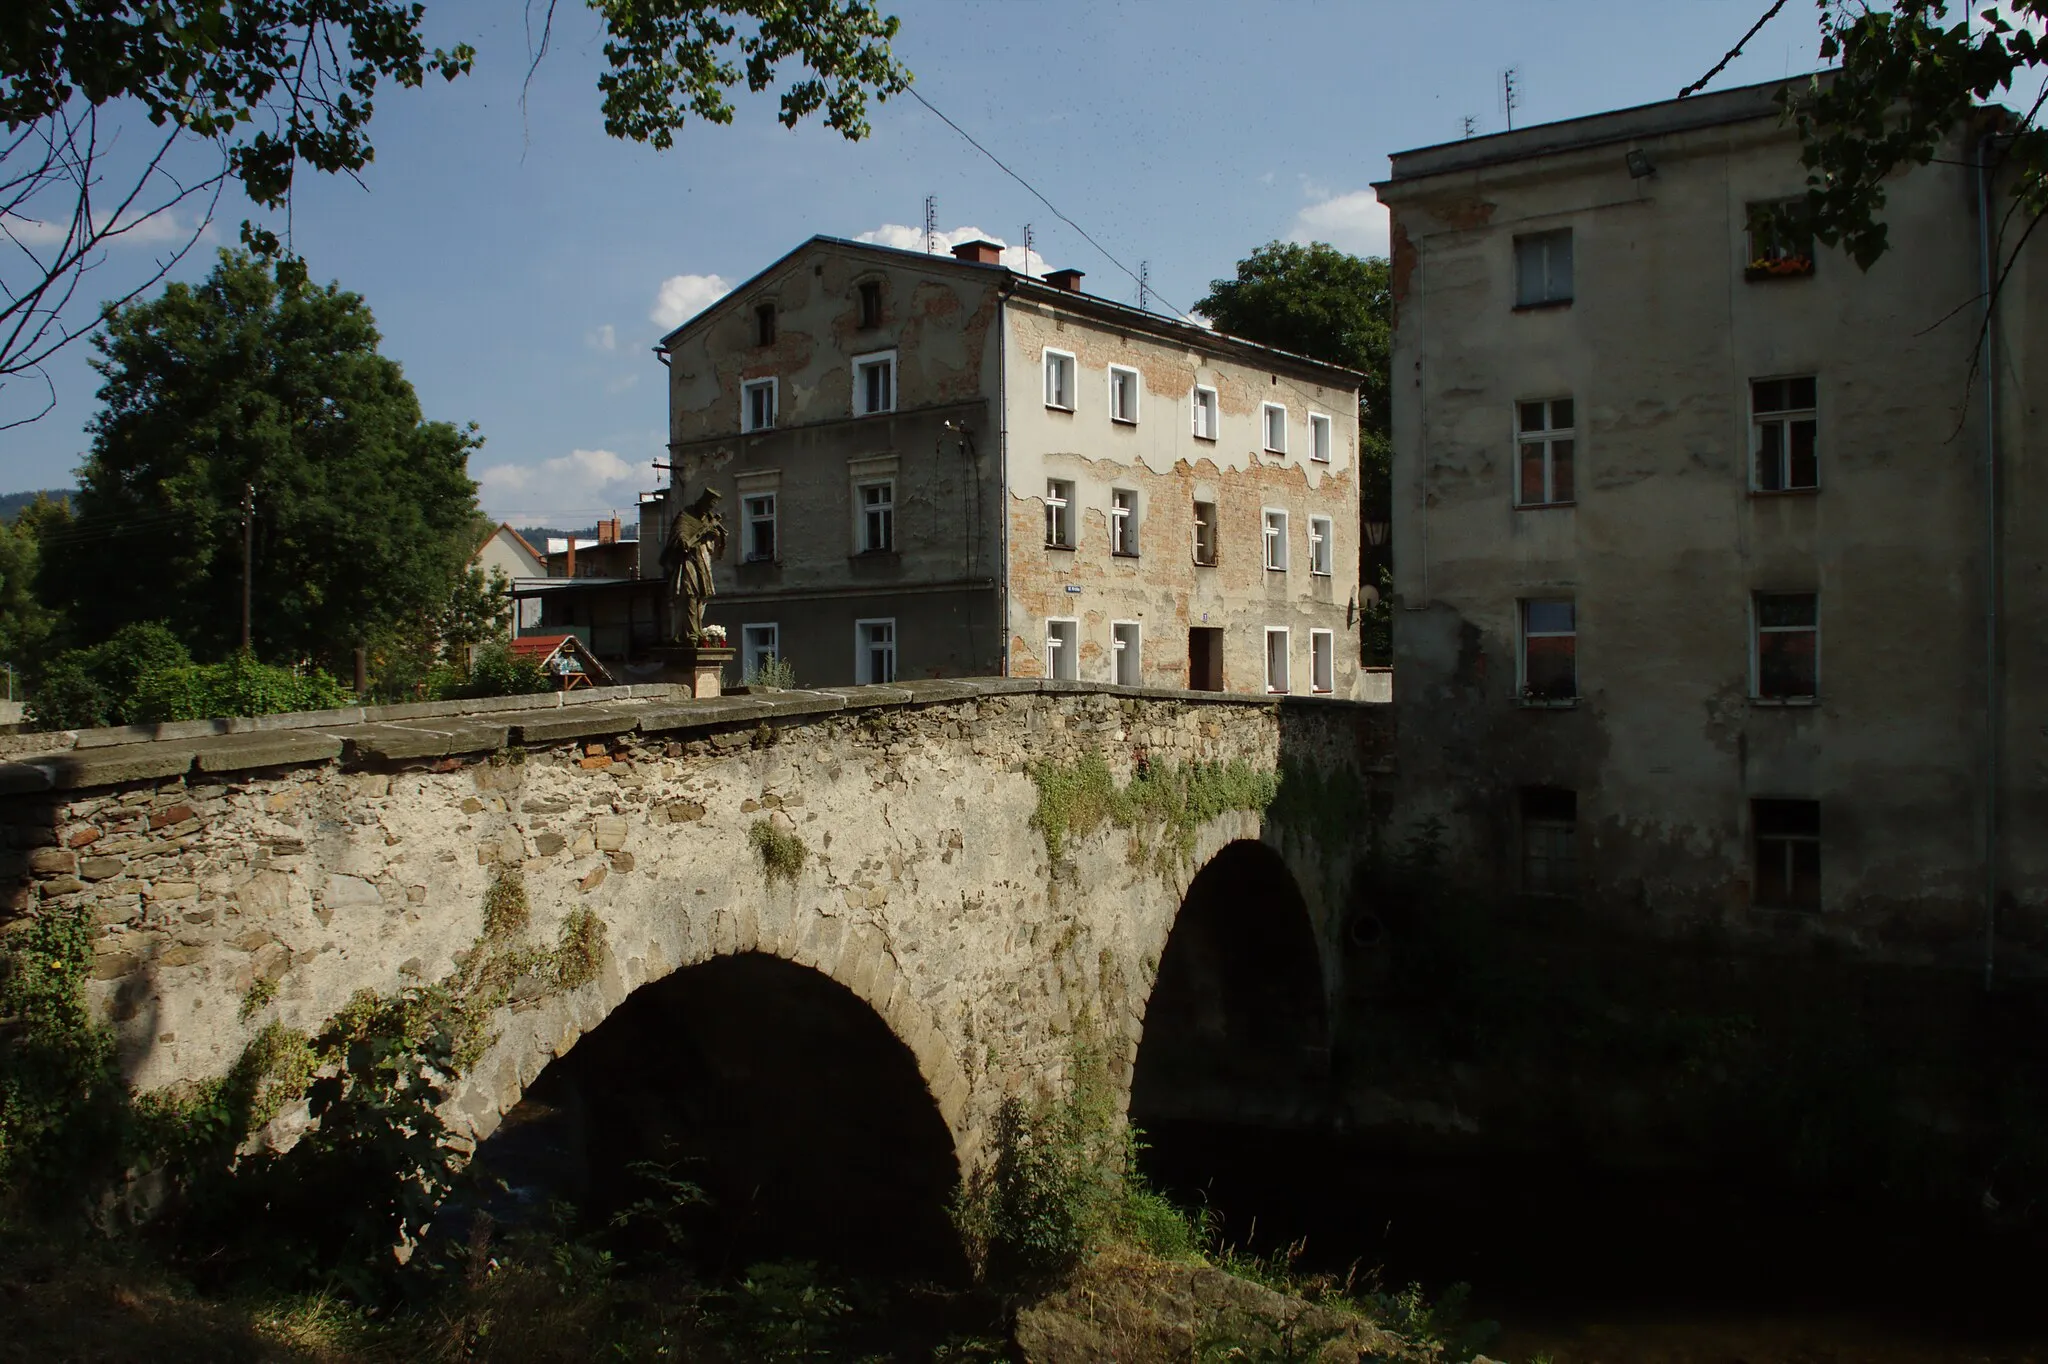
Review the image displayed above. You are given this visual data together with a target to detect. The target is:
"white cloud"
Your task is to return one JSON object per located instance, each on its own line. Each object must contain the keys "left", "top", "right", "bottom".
{"left": 587, "top": 323, "right": 616, "bottom": 351}
{"left": 2, "top": 207, "right": 211, "bottom": 250}
{"left": 650, "top": 273, "right": 732, "bottom": 330}
{"left": 1287, "top": 188, "right": 1390, "bottom": 260}
{"left": 476, "top": 447, "right": 651, "bottom": 523}
{"left": 855, "top": 223, "right": 1050, "bottom": 278}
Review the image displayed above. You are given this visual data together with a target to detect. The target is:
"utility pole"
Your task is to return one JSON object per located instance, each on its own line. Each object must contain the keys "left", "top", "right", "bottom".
{"left": 241, "top": 482, "right": 254, "bottom": 653}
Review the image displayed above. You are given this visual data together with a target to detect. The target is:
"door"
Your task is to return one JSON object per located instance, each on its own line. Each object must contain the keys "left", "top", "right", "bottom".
{"left": 1188, "top": 627, "right": 1224, "bottom": 691}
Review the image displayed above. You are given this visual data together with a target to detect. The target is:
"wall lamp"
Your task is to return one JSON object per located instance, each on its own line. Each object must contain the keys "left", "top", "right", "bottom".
{"left": 1626, "top": 148, "right": 1656, "bottom": 179}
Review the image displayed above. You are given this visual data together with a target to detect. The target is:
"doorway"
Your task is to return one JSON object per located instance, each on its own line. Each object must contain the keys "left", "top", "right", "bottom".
{"left": 1188, "top": 627, "right": 1224, "bottom": 691}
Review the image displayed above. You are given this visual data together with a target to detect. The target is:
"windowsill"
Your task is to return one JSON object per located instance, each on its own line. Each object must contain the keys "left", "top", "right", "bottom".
{"left": 1194, "top": 433, "right": 1218, "bottom": 443}
{"left": 1311, "top": 687, "right": 1333, "bottom": 696}
{"left": 1310, "top": 570, "right": 1332, "bottom": 578}
{"left": 1517, "top": 696, "right": 1579, "bottom": 709}
{"left": 1264, "top": 565, "right": 1288, "bottom": 574}
{"left": 1310, "top": 457, "right": 1330, "bottom": 465}
{"left": 1110, "top": 417, "right": 1137, "bottom": 427}
{"left": 1513, "top": 299, "right": 1573, "bottom": 313}
{"left": 1516, "top": 500, "right": 1577, "bottom": 511}
{"left": 742, "top": 426, "right": 774, "bottom": 436}
{"left": 1111, "top": 550, "right": 1140, "bottom": 560}
{"left": 1044, "top": 542, "right": 1075, "bottom": 552}
{"left": 1266, "top": 688, "right": 1291, "bottom": 696}
{"left": 853, "top": 409, "right": 896, "bottom": 419}
{"left": 1046, "top": 403, "right": 1074, "bottom": 414}
{"left": 742, "top": 556, "right": 779, "bottom": 566}
{"left": 1751, "top": 695, "right": 1820, "bottom": 707}
{"left": 1192, "top": 558, "right": 1218, "bottom": 569}
{"left": 1262, "top": 447, "right": 1287, "bottom": 457}
{"left": 1749, "top": 487, "right": 1820, "bottom": 498}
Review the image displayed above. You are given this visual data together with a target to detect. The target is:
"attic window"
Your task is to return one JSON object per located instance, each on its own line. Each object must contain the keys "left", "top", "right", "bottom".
{"left": 755, "top": 303, "right": 776, "bottom": 346}
{"left": 858, "top": 280, "right": 882, "bottom": 328}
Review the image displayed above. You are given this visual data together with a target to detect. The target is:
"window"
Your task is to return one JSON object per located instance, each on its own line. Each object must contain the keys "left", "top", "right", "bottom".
{"left": 1044, "top": 349, "right": 1076, "bottom": 410}
{"left": 1752, "top": 377, "right": 1817, "bottom": 492}
{"left": 1515, "top": 228, "right": 1574, "bottom": 307}
{"left": 1261, "top": 402, "right": 1288, "bottom": 453}
{"left": 741, "top": 377, "right": 777, "bottom": 433}
{"left": 1746, "top": 199, "right": 1815, "bottom": 279}
{"left": 1192, "top": 500, "right": 1218, "bottom": 566}
{"left": 857, "top": 279, "right": 882, "bottom": 328}
{"left": 1264, "top": 627, "right": 1291, "bottom": 694}
{"left": 1307, "top": 515, "right": 1333, "bottom": 576}
{"left": 1192, "top": 385, "right": 1219, "bottom": 440}
{"left": 1045, "top": 618, "right": 1079, "bottom": 681}
{"left": 1109, "top": 365, "right": 1141, "bottom": 424}
{"left": 741, "top": 623, "right": 780, "bottom": 679}
{"left": 1310, "top": 628, "right": 1334, "bottom": 694}
{"left": 1520, "top": 598, "right": 1576, "bottom": 701}
{"left": 1262, "top": 508, "right": 1289, "bottom": 571}
{"left": 1753, "top": 799, "right": 1820, "bottom": 910}
{"left": 852, "top": 350, "right": 895, "bottom": 416}
{"left": 1309, "top": 412, "right": 1333, "bottom": 463}
{"left": 1111, "top": 489, "right": 1138, "bottom": 556}
{"left": 858, "top": 480, "right": 894, "bottom": 552}
{"left": 855, "top": 618, "right": 896, "bottom": 684}
{"left": 1521, "top": 788, "right": 1578, "bottom": 896}
{"left": 742, "top": 493, "right": 777, "bottom": 562}
{"left": 1112, "top": 621, "right": 1141, "bottom": 686}
{"left": 1754, "top": 592, "right": 1818, "bottom": 699}
{"left": 1517, "top": 397, "right": 1576, "bottom": 506}
{"left": 754, "top": 303, "right": 776, "bottom": 346}
{"left": 1045, "top": 479, "right": 1075, "bottom": 548}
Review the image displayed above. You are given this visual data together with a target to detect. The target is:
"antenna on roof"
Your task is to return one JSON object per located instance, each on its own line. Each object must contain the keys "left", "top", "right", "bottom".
{"left": 1021, "top": 223, "right": 1034, "bottom": 276}
{"left": 1138, "top": 259, "right": 1151, "bottom": 312}
{"left": 923, "top": 195, "right": 938, "bottom": 254}
{"left": 1462, "top": 114, "right": 1479, "bottom": 139}
{"left": 1502, "top": 67, "right": 1520, "bottom": 131}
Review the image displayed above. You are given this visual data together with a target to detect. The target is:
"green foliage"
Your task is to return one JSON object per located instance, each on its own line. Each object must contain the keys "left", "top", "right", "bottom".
{"left": 481, "top": 867, "right": 533, "bottom": 939}
{"left": 1361, "top": 1280, "right": 1496, "bottom": 1361}
{"left": 0, "top": 496, "right": 63, "bottom": 679}
{"left": 0, "top": 905, "right": 121, "bottom": 1188}
{"left": 709, "top": 1260, "right": 852, "bottom": 1360}
{"left": 748, "top": 818, "right": 808, "bottom": 881}
{"left": 51, "top": 251, "right": 485, "bottom": 669}
{"left": 237, "top": 976, "right": 278, "bottom": 1022}
{"left": 128, "top": 652, "right": 354, "bottom": 723}
{"left": 1787, "top": 2, "right": 2048, "bottom": 272}
{"left": 1029, "top": 748, "right": 1281, "bottom": 869}
{"left": 744, "top": 653, "right": 799, "bottom": 690}
{"left": 450, "top": 637, "right": 553, "bottom": 700}
{"left": 28, "top": 621, "right": 191, "bottom": 729}
{"left": 1195, "top": 241, "right": 1392, "bottom": 513}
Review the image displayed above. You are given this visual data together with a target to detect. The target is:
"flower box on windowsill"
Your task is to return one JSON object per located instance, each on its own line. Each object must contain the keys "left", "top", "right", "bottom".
{"left": 1745, "top": 256, "right": 1815, "bottom": 282}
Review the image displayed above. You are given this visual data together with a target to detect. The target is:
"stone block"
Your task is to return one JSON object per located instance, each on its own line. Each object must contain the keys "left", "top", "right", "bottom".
{"left": 342, "top": 722, "right": 509, "bottom": 762}
{"left": 578, "top": 864, "right": 607, "bottom": 893}
{"left": 510, "top": 706, "right": 645, "bottom": 746}
{"left": 156, "top": 944, "right": 204, "bottom": 968}
{"left": 28, "top": 847, "right": 75, "bottom": 875}
{"left": 592, "top": 816, "right": 628, "bottom": 851}
{"left": 324, "top": 873, "right": 381, "bottom": 906}
{"left": 89, "top": 953, "right": 140, "bottom": 980}
{"left": 37, "top": 876, "right": 84, "bottom": 898}
{"left": 148, "top": 881, "right": 198, "bottom": 901}
{"left": 235, "top": 870, "right": 290, "bottom": 917}
{"left": 34, "top": 745, "right": 197, "bottom": 790}
{"left": 78, "top": 856, "right": 124, "bottom": 881}
{"left": 533, "top": 832, "right": 566, "bottom": 856}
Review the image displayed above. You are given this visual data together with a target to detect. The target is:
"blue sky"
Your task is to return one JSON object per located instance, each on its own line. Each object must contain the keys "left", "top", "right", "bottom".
{"left": 0, "top": 0, "right": 1973, "bottom": 523}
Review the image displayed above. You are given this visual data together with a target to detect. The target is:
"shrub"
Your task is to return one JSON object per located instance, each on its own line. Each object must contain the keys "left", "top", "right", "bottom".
{"left": 128, "top": 653, "right": 353, "bottom": 723}
{"left": 451, "top": 638, "right": 551, "bottom": 699}
{"left": 27, "top": 622, "right": 191, "bottom": 729}
{"left": 743, "top": 654, "right": 798, "bottom": 690}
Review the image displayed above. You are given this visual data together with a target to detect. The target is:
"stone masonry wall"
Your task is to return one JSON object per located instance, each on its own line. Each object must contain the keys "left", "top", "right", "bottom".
{"left": 0, "top": 681, "right": 1390, "bottom": 1176}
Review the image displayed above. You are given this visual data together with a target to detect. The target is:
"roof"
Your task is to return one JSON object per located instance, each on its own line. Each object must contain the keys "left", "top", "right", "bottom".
{"left": 509, "top": 633, "right": 617, "bottom": 686}
{"left": 654, "top": 234, "right": 1366, "bottom": 388}
{"left": 1378, "top": 74, "right": 1826, "bottom": 190}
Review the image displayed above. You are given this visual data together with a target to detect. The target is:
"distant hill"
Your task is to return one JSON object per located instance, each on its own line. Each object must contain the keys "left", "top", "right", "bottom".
{"left": 0, "top": 489, "right": 73, "bottom": 522}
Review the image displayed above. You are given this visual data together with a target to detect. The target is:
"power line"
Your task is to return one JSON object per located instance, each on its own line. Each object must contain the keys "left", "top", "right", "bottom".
{"left": 903, "top": 86, "right": 1194, "bottom": 322}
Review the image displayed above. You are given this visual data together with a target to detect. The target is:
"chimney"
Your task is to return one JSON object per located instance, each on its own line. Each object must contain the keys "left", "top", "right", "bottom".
{"left": 951, "top": 239, "right": 1004, "bottom": 266}
{"left": 564, "top": 538, "right": 576, "bottom": 578}
{"left": 1044, "top": 268, "right": 1085, "bottom": 292}
{"left": 598, "top": 517, "right": 618, "bottom": 545}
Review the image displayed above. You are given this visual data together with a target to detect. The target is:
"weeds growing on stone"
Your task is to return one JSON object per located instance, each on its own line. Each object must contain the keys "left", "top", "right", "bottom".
{"left": 748, "top": 819, "right": 808, "bottom": 881}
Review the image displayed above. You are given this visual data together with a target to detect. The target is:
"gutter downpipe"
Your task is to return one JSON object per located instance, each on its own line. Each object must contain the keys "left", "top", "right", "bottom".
{"left": 1977, "top": 132, "right": 2001, "bottom": 992}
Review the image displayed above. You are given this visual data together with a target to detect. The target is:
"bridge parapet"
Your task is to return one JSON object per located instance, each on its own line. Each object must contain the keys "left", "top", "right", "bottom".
{"left": 0, "top": 680, "right": 1390, "bottom": 1172}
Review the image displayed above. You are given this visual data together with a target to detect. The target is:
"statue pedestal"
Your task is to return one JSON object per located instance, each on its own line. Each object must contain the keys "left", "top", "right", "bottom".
{"left": 645, "top": 644, "right": 733, "bottom": 698}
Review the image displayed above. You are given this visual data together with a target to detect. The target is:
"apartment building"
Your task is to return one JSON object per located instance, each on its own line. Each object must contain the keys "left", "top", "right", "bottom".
{"left": 1375, "top": 78, "right": 2045, "bottom": 966}
{"left": 657, "top": 236, "right": 1364, "bottom": 698}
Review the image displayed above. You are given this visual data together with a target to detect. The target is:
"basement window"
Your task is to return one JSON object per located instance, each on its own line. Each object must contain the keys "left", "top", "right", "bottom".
{"left": 1519, "top": 598, "right": 1576, "bottom": 702}
{"left": 1752, "top": 376, "right": 1818, "bottom": 492}
{"left": 1753, "top": 798, "right": 1820, "bottom": 911}
{"left": 1192, "top": 500, "right": 1218, "bottom": 566}
{"left": 1111, "top": 489, "right": 1138, "bottom": 556}
{"left": 1754, "top": 591, "right": 1818, "bottom": 700}
{"left": 1521, "top": 787, "right": 1578, "bottom": 896}
{"left": 1045, "top": 479, "right": 1075, "bottom": 548}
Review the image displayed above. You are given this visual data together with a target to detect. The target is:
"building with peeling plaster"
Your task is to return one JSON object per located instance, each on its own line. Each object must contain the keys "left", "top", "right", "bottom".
{"left": 657, "top": 237, "right": 1365, "bottom": 699}
{"left": 1375, "top": 77, "right": 2047, "bottom": 969}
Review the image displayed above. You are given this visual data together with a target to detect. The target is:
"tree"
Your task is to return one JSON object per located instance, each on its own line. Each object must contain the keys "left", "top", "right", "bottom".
{"left": 0, "top": 495, "right": 65, "bottom": 683}
{"left": 0, "top": 0, "right": 910, "bottom": 425}
{"left": 48, "top": 249, "right": 482, "bottom": 669}
{"left": 1195, "top": 241, "right": 1392, "bottom": 512}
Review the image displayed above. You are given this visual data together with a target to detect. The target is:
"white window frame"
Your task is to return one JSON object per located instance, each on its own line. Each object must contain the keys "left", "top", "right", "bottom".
{"left": 1108, "top": 365, "right": 1141, "bottom": 425}
{"left": 1261, "top": 402, "right": 1288, "bottom": 454}
{"left": 1045, "top": 617, "right": 1080, "bottom": 681}
{"left": 741, "top": 376, "right": 778, "bottom": 433}
{"left": 851, "top": 349, "right": 897, "bottom": 417}
{"left": 1751, "top": 591, "right": 1820, "bottom": 701}
{"left": 742, "top": 491, "right": 778, "bottom": 563}
{"left": 1516, "top": 397, "right": 1577, "bottom": 507}
{"left": 1750, "top": 375, "right": 1819, "bottom": 493}
{"left": 1192, "top": 500, "right": 1218, "bottom": 566}
{"left": 854, "top": 617, "right": 896, "bottom": 684}
{"left": 741, "top": 623, "right": 780, "bottom": 678}
{"left": 1111, "top": 620, "right": 1142, "bottom": 686}
{"left": 1519, "top": 598, "right": 1578, "bottom": 702}
{"left": 1044, "top": 348, "right": 1076, "bottom": 411}
{"left": 1514, "top": 228, "right": 1574, "bottom": 307}
{"left": 1307, "top": 515, "right": 1333, "bottom": 577}
{"left": 1262, "top": 507, "right": 1289, "bottom": 572}
{"left": 1045, "top": 479, "right": 1075, "bottom": 548}
{"left": 1264, "top": 626, "right": 1291, "bottom": 694}
{"left": 1308, "top": 411, "right": 1332, "bottom": 463}
{"left": 1309, "top": 628, "right": 1334, "bottom": 694}
{"left": 1192, "top": 385, "right": 1220, "bottom": 441}
{"left": 1110, "top": 488, "right": 1138, "bottom": 556}
{"left": 857, "top": 479, "right": 895, "bottom": 553}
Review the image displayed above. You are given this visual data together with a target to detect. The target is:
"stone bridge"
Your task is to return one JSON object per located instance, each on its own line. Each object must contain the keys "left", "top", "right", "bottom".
{"left": 0, "top": 680, "right": 1389, "bottom": 1260}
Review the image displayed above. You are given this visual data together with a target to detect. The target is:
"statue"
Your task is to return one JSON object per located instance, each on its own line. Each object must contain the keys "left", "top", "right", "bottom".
{"left": 661, "top": 486, "right": 727, "bottom": 644}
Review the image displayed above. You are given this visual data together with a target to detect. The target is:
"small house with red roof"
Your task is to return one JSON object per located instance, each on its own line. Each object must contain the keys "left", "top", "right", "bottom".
{"left": 509, "top": 633, "right": 616, "bottom": 690}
